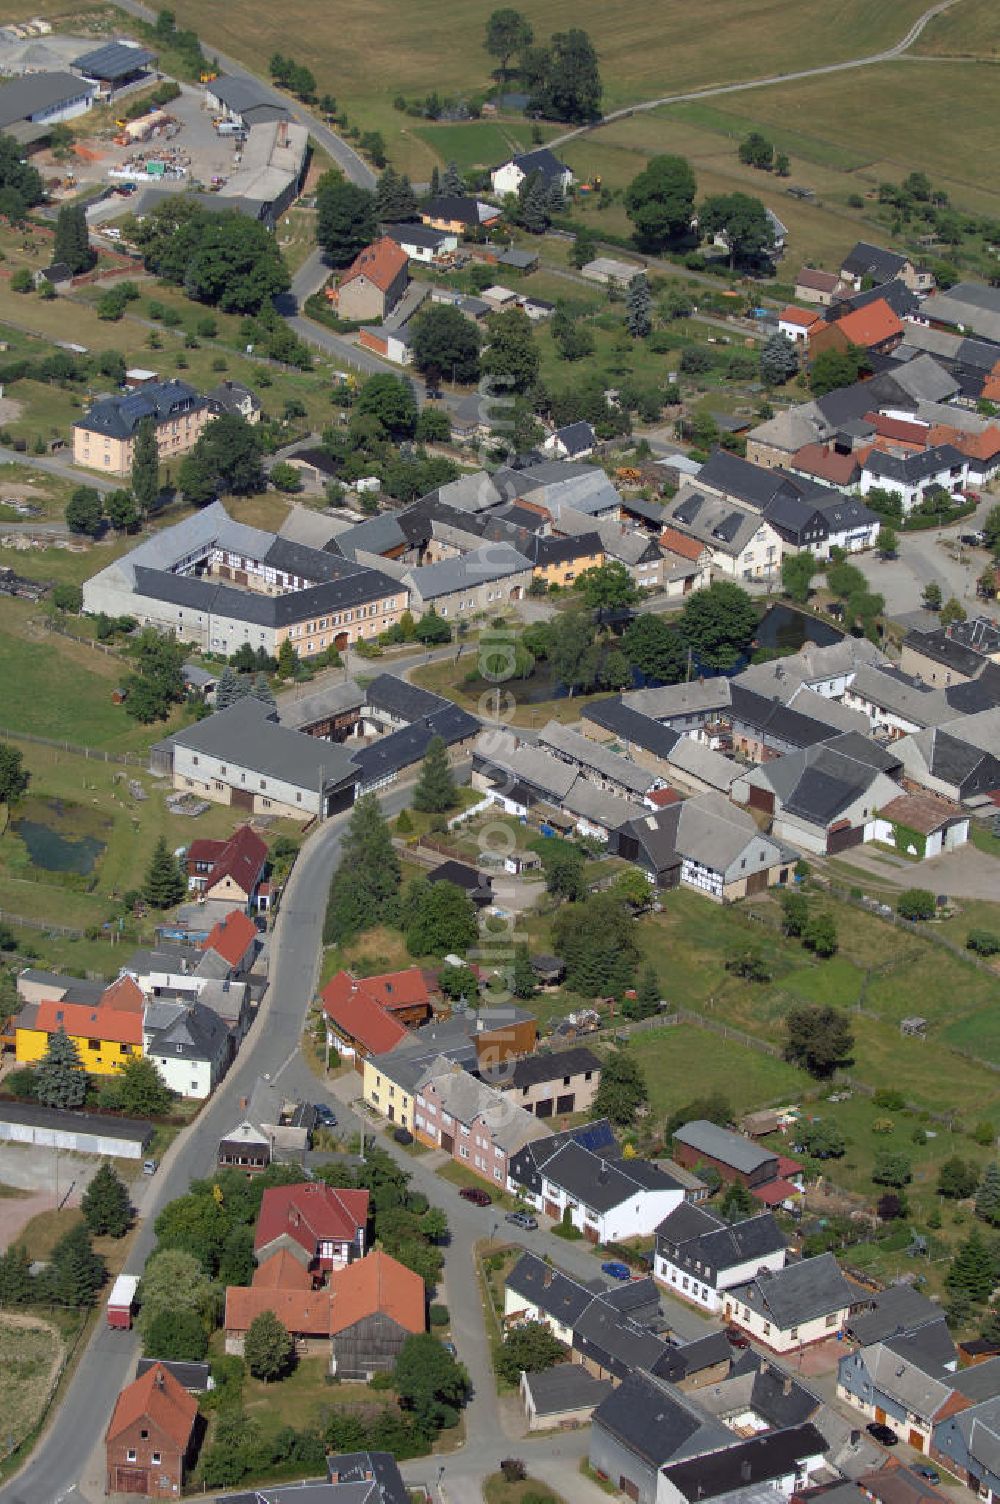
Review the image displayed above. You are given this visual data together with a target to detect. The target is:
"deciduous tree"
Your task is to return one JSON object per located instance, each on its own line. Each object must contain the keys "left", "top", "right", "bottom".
{"left": 402, "top": 879, "right": 478, "bottom": 958}
{"left": 679, "top": 581, "right": 757, "bottom": 670}
{"left": 485, "top": 8, "right": 533, "bottom": 80}
{"left": 316, "top": 179, "right": 378, "bottom": 267}
{"left": 591, "top": 1048, "right": 648, "bottom": 1126}
{"left": 245, "top": 1309, "right": 295, "bottom": 1381}
{"left": 784, "top": 1004, "right": 854, "bottom": 1078}
{"left": 625, "top": 155, "right": 697, "bottom": 250}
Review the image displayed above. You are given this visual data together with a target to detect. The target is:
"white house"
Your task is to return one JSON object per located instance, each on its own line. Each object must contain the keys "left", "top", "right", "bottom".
{"left": 508, "top": 1136, "right": 686, "bottom": 1242}
{"left": 491, "top": 147, "right": 574, "bottom": 198}
{"left": 858, "top": 443, "right": 968, "bottom": 515}
{"left": 385, "top": 222, "right": 458, "bottom": 264}
{"left": 653, "top": 1203, "right": 788, "bottom": 1314}
{"left": 143, "top": 999, "right": 231, "bottom": 1099}
{"left": 723, "top": 1253, "right": 862, "bottom": 1353}
{"left": 656, "top": 1427, "right": 828, "bottom": 1504}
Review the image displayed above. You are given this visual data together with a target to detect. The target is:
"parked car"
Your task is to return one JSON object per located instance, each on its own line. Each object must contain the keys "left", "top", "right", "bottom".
{"left": 601, "top": 1260, "right": 632, "bottom": 1281}
{"left": 393, "top": 1127, "right": 413, "bottom": 1146}
{"left": 142, "top": 1159, "right": 158, "bottom": 1176}
{"left": 505, "top": 1211, "right": 537, "bottom": 1230}
{"left": 913, "top": 1467, "right": 939, "bottom": 1484}
{"left": 866, "top": 1423, "right": 899, "bottom": 1447}
{"left": 459, "top": 1186, "right": 492, "bottom": 1207}
{"left": 725, "top": 1325, "right": 750, "bottom": 1349}
{"left": 313, "top": 1103, "right": 337, "bottom": 1127}
{"left": 441, "top": 1340, "right": 457, "bottom": 1356}
{"left": 960, "top": 531, "right": 986, "bottom": 547}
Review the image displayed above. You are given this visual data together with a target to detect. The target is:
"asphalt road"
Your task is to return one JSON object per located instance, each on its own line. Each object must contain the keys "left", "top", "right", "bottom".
{"left": 0, "top": 784, "right": 412, "bottom": 1504}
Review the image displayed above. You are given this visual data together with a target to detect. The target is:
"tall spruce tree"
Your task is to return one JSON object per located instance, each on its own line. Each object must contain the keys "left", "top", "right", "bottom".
{"left": 429, "top": 165, "right": 440, "bottom": 196}
{"left": 947, "top": 1226, "right": 996, "bottom": 1306}
{"left": 131, "top": 417, "right": 160, "bottom": 515}
{"left": 144, "top": 836, "right": 186, "bottom": 909}
{"left": 977, "top": 1162, "right": 1000, "bottom": 1226}
{"left": 53, "top": 202, "right": 94, "bottom": 274}
{"left": 441, "top": 161, "right": 465, "bottom": 196}
{"left": 0, "top": 1245, "right": 32, "bottom": 1306}
{"left": 626, "top": 273, "right": 652, "bottom": 337}
{"left": 82, "top": 1162, "right": 131, "bottom": 1238}
{"left": 512, "top": 944, "right": 536, "bottom": 1000}
{"left": 324, "top": 795, "right": 401, "bottom": 943}
{"left": 39, "top": 1223, "right": 105, "bottom": 1307}
{"left": 250, "top": 671, "right": 276, "bottom": 708}
{"left": 215, "top": 664, "right": 240, "bottom": 710}
{"left": 413, "top": 735, "right": 457, "bottom": 813}
{"left": 518, "top": 174, "right": 550, "bottom": 234}
{"left": 634, "top": 962, "right": 661, "bottom": 1018}
{"left": 35, "top": 1027, "right": 86, "bottom": 1109}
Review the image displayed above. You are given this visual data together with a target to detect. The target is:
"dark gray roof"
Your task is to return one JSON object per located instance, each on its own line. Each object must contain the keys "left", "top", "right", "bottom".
{"left": 165, "top": 698, "right": 359, "bottom": 792}
{"left": 832, "top": 278, "right": 919, "bottom": 322}
{"left": 657, "top": 1206, "right": 787, "bottom": 1273}
{"left": 523, "top": 1363, "right": 612, "bottom": 1415}
{"left": 652, "top": 1330, "right": 733, "bottom": 1382}
{"left": 784, "top": 765, "right": 863, "bottom": 824}
{"left": 132, "top": 560, "right": 400, "bottom": 627}
{"left": 864, "top": 443, "right": 966, "bottom": 485}
{"left": 592, "top": 1370, "right": 730, "bottom": 1466}
{"left": 353, "top": 707, "right": 477, "bottom": 784}
{"left": 699, "top": 448, "right": 796, "bottom": 509}
{"left": 263, "top": 535, "right": 356, "bottom": 583}
{"left": 208, "top": 74, "right": 288, "bottom": 119}
{"left": 422, "top": 195, "right": 487, "bottom": 225}
{"left": 364, "top": 672, "right": 447, "bottom": 723}
{"left": 739, "top": 1253, "right": 857, "bottom": 1329}
{"left": 673, "top": 1120, "right": 779, "bottom": 1175}
{"left": 384, "top": 222, "right": 448, "bottom": 250}
{"left": 846, "top": 1285, "right": 946, "bottom": 1347}
{"left": 206, "top": 380, "right": 260, "bottom": 416}
{"left": 661, "top": 1424, "right": 828, "bottom": 1502}
{"left": 326, "top": 1451, "right": 409, "bottom": 1504}
{"left": 506, "top": 1250, "right": 600, "bottom": 1328}
{"left": 334, "top": 514, "right": 408, "bottom": 561}
{"left": 573, "top": 1300, "right": 670, "bottom": 1380}
{"left": 0, "top": 1100, "right": 151, "bottom": 1143}
{"left": 729, "top": 683, "right": 841, "bottom": 748}
{"left": 927, "top": 728, "right": 1000, "bottom": 787}
{"left": 146, "top": 1000, "right": 228, "bottom": 1062}
{"left": 510, "top": 147, "right": 570, "bottom": 183}
{"left": 552, "top": 420, "right": 596, "bottom": 456}
{"left": 135, "top": 1358, "right": 211, "bottom": 1391}
{"left": 841, "top": 241, "right": 909, "bottom": 283}
{"left": 74, "top": 41, "right": 156, "bottom": 79}
{"left": 730, "top": 1351, "right": 821, "bottom": 1428}
{"left": 76, "top": 381, "right": 202, "bottom": 441}
{"left": 529, "top": 1138, "right": 682, "bottom": 1212}
{"left": 583, "top": 699, "right": 682, "bottom": 759}
{"left": 0, "top": 71, "right": 94, "bottom": 127}
{"left": 532, "top": 530, "right": 603, "bottom": 567}
{"left": 655, "top": 1200, "right": 723, "bottom": 1245}
{"left": 497, "top": 1046, "right": 602, "bottom": 1090}
{"left": 18, "top": 969, "right": 106, "bottom": 1006}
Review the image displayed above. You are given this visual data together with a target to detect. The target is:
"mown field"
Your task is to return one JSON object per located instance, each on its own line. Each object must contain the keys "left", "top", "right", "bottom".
{"left": 162, "top": 0, "right": 931, "bottom": 180}
{"left": 913, "top": 0, "right": 1000, "bottom": 57}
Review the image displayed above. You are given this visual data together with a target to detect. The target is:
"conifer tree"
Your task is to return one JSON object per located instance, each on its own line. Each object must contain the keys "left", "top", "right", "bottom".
{"left": 82, "top": 1162, "right": 131, "bottom": 1238}
{"left": 39, "top": 1223, "right": 105, "bottom": 1307}
{"left": 131, "top": 417, "right": 160, "bottom": 515}
{"left": 977, "top": 1162, "right": 1000, "bottom": 1227}
{"left": 324, "top": 795, "right": 401, "bottom": 943}
{"left": 35, "top": 1026, "right": 86, "bottom": 1109}
{"left": 947, "top": 1226, "right": 996, "bottom": 1306}
{"left": 626, "top": 273, "right": 652, "bottom": 337}
{"left": 144, "top": 836, "right": 186, "bottom": 909}
{"left": 215, "top": 664, "right": 240, "bottom": 710}
{"left": 250, "top": 671, "right": 276, "bottom": 708}
{"left": 441, "top": 161, "right": 465, "bottom": 196}
{"left": 413, "top": 735, "right": 457, "bottom": 813}
{"left": 636, "top": 963, "right": 661, "bottom": 1017}
{"left": 53, "top": 202, "right": 94, "bottom": 274}
{"left": 429, "top": 165, "right": 440, "bottom": 196}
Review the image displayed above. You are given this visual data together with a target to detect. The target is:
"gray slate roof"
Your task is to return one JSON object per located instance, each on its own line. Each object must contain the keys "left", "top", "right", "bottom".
{"left": 673, "top": 1120, "right": 778, "bottom": 1175}
{"left": 738, "top": 1252, "right": 857, "bottom": 1329}
{"left": 163, "top": 698, "right": 358, "bottom": 791}
{"left": 0, "top": 70, "right": 94, "bottom": 127}
{"left": 522, "top": 1363, "right": 612, "bottom": 1414}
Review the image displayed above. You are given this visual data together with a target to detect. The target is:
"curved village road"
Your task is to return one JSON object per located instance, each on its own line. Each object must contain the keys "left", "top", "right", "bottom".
{"left": 546, "top": 0, "right": 963, "bottom": 148}
{"left": 0, "top": 784, "right": 414, "bottom": 1504}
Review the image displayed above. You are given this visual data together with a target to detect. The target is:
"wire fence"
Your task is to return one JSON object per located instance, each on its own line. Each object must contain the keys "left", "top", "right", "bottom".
{"left": 0, "top": 726, "right": 141, "bottom": 765}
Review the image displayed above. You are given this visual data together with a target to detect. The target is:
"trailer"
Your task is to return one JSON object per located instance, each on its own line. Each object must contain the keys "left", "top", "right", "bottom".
{"left": 107, "top": 1273, "right": 139, "bottom": 1330}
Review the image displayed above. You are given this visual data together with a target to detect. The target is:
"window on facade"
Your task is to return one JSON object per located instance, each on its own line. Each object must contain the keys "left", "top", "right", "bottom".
{"left": 87, "top": 1038, "right": 100, "bottom": 1051}
{"left": 127, "top": 1450, "right": 137, "bottom": 1463}
{"left": 152, "top": 1452, "right": 161, "bottom": 1465}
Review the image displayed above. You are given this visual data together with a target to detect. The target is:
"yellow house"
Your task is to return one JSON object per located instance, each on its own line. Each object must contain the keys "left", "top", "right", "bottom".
{"left": 73, "top": 379, "right": 209, "bottom": 477}
{"left": 15, "top": 977, "right": 145, "bottom": 1076}
{"left": 362, "top": 1052, "right": 422, "bottom": 1130}
{"left": 532, "top": 533, "right": 605, "bottom": 590}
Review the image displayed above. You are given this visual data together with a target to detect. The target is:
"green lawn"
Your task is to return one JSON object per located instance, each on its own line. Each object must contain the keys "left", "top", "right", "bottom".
{"left": 413, "top": 120, "right": 556, "bottom": 172}
{"left": 627, "top": 1023, "right": 807, "bottom": 1120}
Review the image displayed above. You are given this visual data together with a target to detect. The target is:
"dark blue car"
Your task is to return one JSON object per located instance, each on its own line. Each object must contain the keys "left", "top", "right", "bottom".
{"left": 601, "top": 1260, "right": 631, "bottom": 1281}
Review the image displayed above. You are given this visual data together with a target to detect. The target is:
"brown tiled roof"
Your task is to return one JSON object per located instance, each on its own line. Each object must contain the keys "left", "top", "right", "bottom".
{"left": 225, "top": 1284, "right": 332, "bottom": 1336}
{"left": 106, "top": 1363, "right": 198, "bottom": 1450}
{"left": 878, "top": 790, "right": 964, "bottom": 835}
{"left": 790, "top": 444, "right": 863, "bottom": 486}
{"left": 328, "top": 1250, "right": 426, "bottom": 1336}
{"left": 834, "top": 298, "right": 903, "bottom": 348}
{"left": 660, "top": 527, "right": 707, "bottom": 561}
{"left": 341, "top": 236, "right": 409, "bottom": 293}
{"left": 795, "top": 268, "right": 842, "bottom": 294}
{"left": 253, "top": 1249, "right": 312, "bottom": 1289}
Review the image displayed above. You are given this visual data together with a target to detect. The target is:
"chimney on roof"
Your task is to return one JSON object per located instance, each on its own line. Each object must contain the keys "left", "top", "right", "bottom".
{"left": 543, "top": 1266, "right": 554, "bottom": 1288}
{"left": 154, "top": 1368, "right": 165, "bottom": 1389}
{"left": 598, "top": 1162, "right": 609, "bottom": 1183}
{"left": 740, "top": 1461, "right": 752, "bottom": 1484}
{"left": 278, "top": 119, "right": 289, "bottom": 148}
{"left": 783, "top": 1375, "right": 792, "bottom": 1397}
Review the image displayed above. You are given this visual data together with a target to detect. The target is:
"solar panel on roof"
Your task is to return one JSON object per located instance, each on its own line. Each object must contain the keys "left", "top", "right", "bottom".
{"left": 571, "top": 1120, "right": 616, "bottom": 1153}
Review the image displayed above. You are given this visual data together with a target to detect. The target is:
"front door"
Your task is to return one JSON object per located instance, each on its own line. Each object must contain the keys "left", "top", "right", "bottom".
{"left": 441, "top": 1132, "right": 454, "bottom": 1153}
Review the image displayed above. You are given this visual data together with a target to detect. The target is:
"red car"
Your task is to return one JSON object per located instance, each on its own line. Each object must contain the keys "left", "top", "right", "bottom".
{"left": 459, "top": 1186, "right": 492, "bottom": 1207}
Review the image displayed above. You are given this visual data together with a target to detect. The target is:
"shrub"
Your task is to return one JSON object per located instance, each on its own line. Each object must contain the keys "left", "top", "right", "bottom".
{"left": 429, "top": 1304, "right": 449, "bottom": 1327}
{"left": 898, "top": 888, "right": 936, "bottom": 921}
{"left": 968, "top": 930, "right": 1000, "bottom": 957}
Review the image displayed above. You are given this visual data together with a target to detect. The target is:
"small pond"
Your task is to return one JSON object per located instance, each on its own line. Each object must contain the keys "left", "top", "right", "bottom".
{"left": 12, "top": 820, "right": 106, "bottom": 875}
{"left": 754, "top": 604, "right": 843, "bottom": 654}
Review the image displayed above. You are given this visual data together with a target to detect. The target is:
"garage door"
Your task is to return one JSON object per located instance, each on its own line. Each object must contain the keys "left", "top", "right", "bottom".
{"left": 748, "top": 786, "right": 774, "bottom": 815}
{"left": 619, "top": 1477, "right": 639, "bottom": 1501}
{"left": 115, "top": 1466, "right": 150, "bottom": 1494}
{"left": 556, "top": 1094, "right": 574, "bottom": 1114}
{"left": 745, "top": 869, "right": 769, "bottom": 895}
{"left": 827, "top": 822, "right": 863, "bottom": 854}
{"left": 584, "top": 1223, "right": 598, "bottom": 1243}
{"left": 441, "top": 1132, "right": 454, "bottom": 1154}
{"left": 909, "top": 1430, "right": 924, "bottom": 1451}
{"left": 544, "top": 1199, "right": 560, "bottom": 1219}
{"left": 232, "top": 787, "right": 254, "bottom": 810}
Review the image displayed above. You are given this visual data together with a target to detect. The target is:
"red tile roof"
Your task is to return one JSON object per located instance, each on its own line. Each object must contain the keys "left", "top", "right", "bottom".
{"left": 187, "top": 837, "right": 226, "bottom": 866}
{"left": 320, "top": 971, "right": 410, "bottom": 1055}
{"left": 777, "top": 1156, "right": 803, "bottom": 1178}
{"left": 254, "top": 1182, "right": 370, "bottom": 1257}
{"left": 790, "top": 444, "right": 863, "bottom": 486}
{"left": 341, "top": 236, "right": 409, "bottom": 294}
{"left": 225, "top": 1284, "right": 332, "bottom": 1336}
{"left": 34, "top": 998, "right": 143, "bottom": 1046}
{"left": 201, "top": 825, "right": 267, "bottom": 896}
{"left": 863, "top": 411, "right": 928, "bottom": 446}
{"left": 878, "top": 790, "right": 964, "bottom": 835}
{"left": 833, "top": 298, "right": 903, "bottom": 349}
{"left": 106, "top": 1362, "right": 198, "bottom": 1449}
{"left": 660, "top": 527, "right": 707, "bottom": 562}
{"left": 253, "top": 1249, "right": 313, "bottom": 1289}
{"left": 322, "top": 967, "right": 432, "bottom": 1015}
{"left": 779, "top": 305, "right": 822, "bottom": 329}
{"left": 100, "top": 975, "right": 145, "bottom": 1014}
{"left": 750, "top": 1178, "right": 802, "bottom": 1206}
{"left": 927, "top": 423, "right": 1000, "bottom": 463}
{"left": 202, "top": 909, "right": 257, "bottom": 969}
{"left": 328, "top": 1250, "right": 426, "bottom": 1336}
{"left": 648, "top": 787, "right": 682, "bottom": 807}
